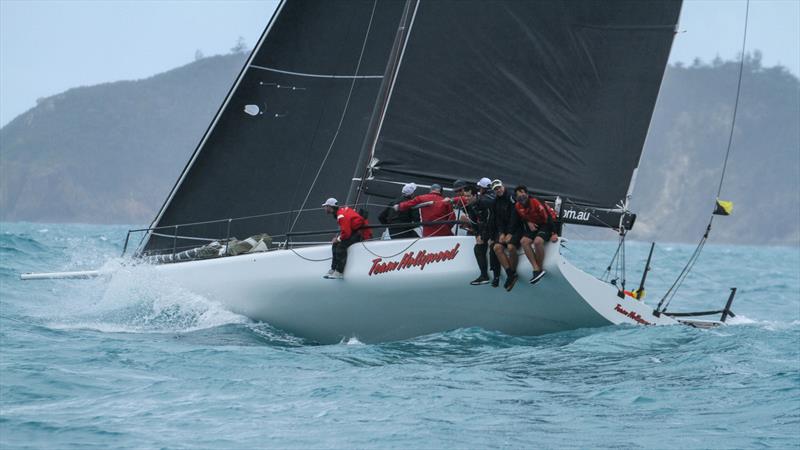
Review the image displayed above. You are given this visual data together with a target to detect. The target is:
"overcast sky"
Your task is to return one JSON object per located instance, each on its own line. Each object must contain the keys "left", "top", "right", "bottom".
{"left": 1, "top": 0, "right": 798, "bottom": 127}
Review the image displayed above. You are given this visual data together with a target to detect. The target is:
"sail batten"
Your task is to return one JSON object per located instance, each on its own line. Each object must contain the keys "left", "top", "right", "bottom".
{"left": 142, "top": 0, "right": 289, "bottom": 254}
{"left": 368, "top": 0, "right": 682, "bottom": 209}
{"left": 142, "top": 0, "right": 407, "bottom": 254}
{"left": 250, "top": 65, "right": 385, "bottom": 79}
{"left": 141, "top": 0, "right": 681, "bottom": 254}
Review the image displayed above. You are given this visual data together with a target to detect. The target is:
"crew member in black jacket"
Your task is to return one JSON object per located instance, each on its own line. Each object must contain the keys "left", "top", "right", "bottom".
{"left": 378, "top": 183, "right": 420, "bottom": 239}
{"left": 467, "top": 177, "right": 502, "bottom": 286}
{"left": 490, "top": 179, "right": 521, "bottom": 291}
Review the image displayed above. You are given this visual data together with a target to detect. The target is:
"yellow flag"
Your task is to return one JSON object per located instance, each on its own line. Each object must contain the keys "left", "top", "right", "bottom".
{"left": 714, "top": 199, "right": 734, "bottom": 216}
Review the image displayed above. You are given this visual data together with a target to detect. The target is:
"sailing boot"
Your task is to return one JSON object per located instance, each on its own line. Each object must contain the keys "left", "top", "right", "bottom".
{"left": 504, "top": 269, "right": 518, "bottom": 292}
{"left": 530, "top": 270, "right": 547, "bottom": 285}
{"left": 324, "top": 270, "right": 344, "bottom": 280}
{"left": 470, "top": 274, "right": 490, "bottom": 285}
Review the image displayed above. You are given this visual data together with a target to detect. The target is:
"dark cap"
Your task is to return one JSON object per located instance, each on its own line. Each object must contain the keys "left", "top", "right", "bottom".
{"left": 453, "top": 179, "right": 467, "bottom": 190}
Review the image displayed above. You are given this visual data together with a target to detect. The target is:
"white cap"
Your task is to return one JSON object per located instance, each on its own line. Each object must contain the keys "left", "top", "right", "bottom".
{"left": 401, "top": 182, "right": 417, "bottom": 196}
{"left": 477, "top": 177, "right": 491, "bottom": 188}
{"left": 321, "top": 198, "right": 338, "bottom": 207}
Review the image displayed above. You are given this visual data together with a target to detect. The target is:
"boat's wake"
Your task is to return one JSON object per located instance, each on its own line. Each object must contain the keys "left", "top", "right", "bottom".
{"left": 44, "top": 261, "right": 250, "bottom": 334}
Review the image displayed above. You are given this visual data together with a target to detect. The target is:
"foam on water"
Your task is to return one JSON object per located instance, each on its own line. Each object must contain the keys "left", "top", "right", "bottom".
{"left": 1, "top": 223, "right": 798, "bottom": 448}
{"left": 2, "top": 224, "right": 249, "bottom": 335}
{"left": 45, "top": 264, "right": 251, "bottom": 334}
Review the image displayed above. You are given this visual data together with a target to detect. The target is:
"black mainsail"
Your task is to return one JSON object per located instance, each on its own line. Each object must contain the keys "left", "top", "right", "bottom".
{"left": 142, "top": 0, "right": 681, "bottom": 254}
{"left": 363, "top": 0, "right": 682, "bottom": 209}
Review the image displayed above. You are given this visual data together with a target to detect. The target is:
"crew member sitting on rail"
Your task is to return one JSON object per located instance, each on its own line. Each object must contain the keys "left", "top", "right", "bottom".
{"left": 394, "top": 184, "right": 454, "bottom": 237}
{"left": 513, "top": 185, "right": 559, "bottom": 284}
{"left": 378, "top": 182, "right": 420, "bottom": 239}
{"left": 491, "top": 180, "right": 521, "bottom": 291}
{"left": 322, "top": 198, "right": 371, "bottom": 279}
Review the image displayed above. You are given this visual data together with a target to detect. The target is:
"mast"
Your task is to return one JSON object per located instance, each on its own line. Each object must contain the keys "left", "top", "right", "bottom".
{"left": 346, "top": 0, "right": 418, "bottom": 208}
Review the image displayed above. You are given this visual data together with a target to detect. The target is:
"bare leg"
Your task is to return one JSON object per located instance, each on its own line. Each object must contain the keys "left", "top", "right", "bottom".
{"left": 508, "top": 244, "right": 518, "bottom": 272}
{"left": 520, "top": 236, "right": 537, "bottom": 271}
{"left": 493, "top": 243, "right": 510, "bottom": 269}
{"left": 533, "top": 236, "right": 545, "bottom": 270}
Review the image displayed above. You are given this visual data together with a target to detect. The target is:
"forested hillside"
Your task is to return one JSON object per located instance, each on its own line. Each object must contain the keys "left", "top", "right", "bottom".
{"left": 1, "top": 52, "right": 798, "bottom": 244}
{"left": 632, "top": 53, "right": 799, "bottom": 245}
{"left": 0, "top": 53, "right": 247, "bottom": 224}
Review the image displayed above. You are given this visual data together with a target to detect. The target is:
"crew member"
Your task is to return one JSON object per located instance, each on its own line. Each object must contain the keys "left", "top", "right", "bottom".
{"left": 491, "top": 180, "right": 521, "bottom": 291}
{"left": 378, "top": 183, "right": 420, "bottom": 239}
{"left": 395, "top": 184, "right": 455, "bottom": 237}
{"left": 449, "top": 179, "right": 474, "bottom": 233}
{"left": 322, "top": 198, "right": 370, "bottom": 279}
{"left": 514, "top": 185, "right": 559, "bottom": 284}
{"left": 463, "top": 177, "right": 500, "bottom": 286}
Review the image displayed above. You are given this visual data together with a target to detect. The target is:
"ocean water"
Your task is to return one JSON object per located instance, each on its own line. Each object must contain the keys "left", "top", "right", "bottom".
{"left": 1, "top": 222, "right": 798, "bottom": 449}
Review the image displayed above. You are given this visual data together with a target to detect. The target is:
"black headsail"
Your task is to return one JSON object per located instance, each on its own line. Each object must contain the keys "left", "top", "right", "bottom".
{"left": 141, "top": 0, "right": 408, "bottom": 254}
{"left": 359, "top": 0, "right": 682, "bottom": 220}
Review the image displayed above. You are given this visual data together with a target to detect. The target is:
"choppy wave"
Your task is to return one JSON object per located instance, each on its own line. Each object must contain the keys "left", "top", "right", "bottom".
{"left": 1, "top": 223, "right": 798, "bottom": 448}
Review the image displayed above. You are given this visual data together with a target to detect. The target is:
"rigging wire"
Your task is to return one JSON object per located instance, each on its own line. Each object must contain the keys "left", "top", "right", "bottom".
{"left": 656, "top": 0, "right": 750, "bottom": 314}
{"left": 289, "top": 0, "right": 379, "bottom": 232}
{"left": 602, "top": 236, "right": 623, "bottom": 282}
{"left": 360, "top": 237, "right": 421, "bottom": 259}
{"left": 620, "top": 231, "right": 627, "bottom": 292}
{"left": 717, "top": 0, "right": 751, "bottom": 200}
{"left": 289, "top": 247, "right": 332, "bottom": 262}
{"left": 359, "top": 208, "right": 455, "bottom": 259}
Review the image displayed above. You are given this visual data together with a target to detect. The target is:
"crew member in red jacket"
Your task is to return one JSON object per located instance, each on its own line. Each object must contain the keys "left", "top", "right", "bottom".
{"left": 322, "top": 197, "right": 371, "bottom": 279}
{"left": 513, "top": 185, "right": 559, "bottom": 284}
{"left": 395, "top": 184, "right": 454, "bottom": 237}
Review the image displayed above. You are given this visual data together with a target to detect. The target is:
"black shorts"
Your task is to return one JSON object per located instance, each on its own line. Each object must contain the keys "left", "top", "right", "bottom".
{"left": 493, "top": 230, "right": 522, "bottom": 248}
{"left": 532, "top": 222, "right": 555, "bottom": 242}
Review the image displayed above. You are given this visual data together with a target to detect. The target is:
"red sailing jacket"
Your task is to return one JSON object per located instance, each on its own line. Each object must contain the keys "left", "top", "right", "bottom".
{"left": 515, "top": 198, "right": 557, "bottom": 226}
{"left": 336, "top": 207, "right": 370, "bottom": 240}
{"left": 398, "top": 192, "right": 455, "bottom": 237}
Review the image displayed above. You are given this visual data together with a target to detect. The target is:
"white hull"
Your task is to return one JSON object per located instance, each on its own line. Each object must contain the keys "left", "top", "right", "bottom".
{"left": 142, "top": 236, "right": 676, "bottom": 343}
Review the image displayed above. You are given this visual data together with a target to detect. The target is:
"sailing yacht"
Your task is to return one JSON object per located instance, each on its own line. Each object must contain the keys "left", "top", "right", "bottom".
{"left": 24, "top": 0, "right": 739, "bottom": 343}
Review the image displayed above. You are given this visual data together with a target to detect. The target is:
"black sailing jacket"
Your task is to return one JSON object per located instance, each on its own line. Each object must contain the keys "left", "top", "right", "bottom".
{"left": 491, "top": 191, "right": 520, "bottom": 235}
{"left": 379, "top": 194, "right": 420, "bottom": 235}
